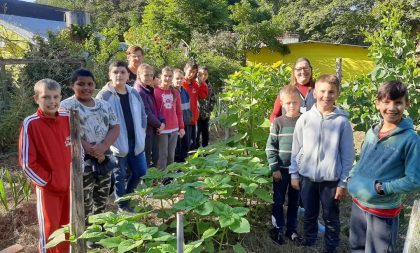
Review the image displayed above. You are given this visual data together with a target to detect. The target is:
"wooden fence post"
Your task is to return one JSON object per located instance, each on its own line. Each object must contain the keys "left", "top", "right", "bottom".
{"left": 69, "top": 109, "right": 86, "bottom": 253}
{"left": 177, "top": 213, "right": 184, "bottom": 253}
{"left": 403, "top": 200, "right": 420, "bottom": 253}
{"left": 336, "top": 57, "right": 342, "bottom": 90}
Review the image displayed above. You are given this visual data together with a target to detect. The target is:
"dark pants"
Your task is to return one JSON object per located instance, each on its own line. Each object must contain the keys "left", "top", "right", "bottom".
{"left": 272, "top": 170, "right": 299, "bottom": 234}
{"left": 300, "top": 177, "right": 340, "bottom": 253}
{"left": 145, "top": 133, "right": 159, "bottom": 168}
{"left": 190, "top": 124, "right": 197, "bottom": 150}
{"left": 175, "top": 125, "right": 191, "bottom": 162}
{"left": 349, "top": 202, "right": 398, "bottom": 253}
{"left": 196, "top": 117, "right": 210, "bottom": 147}
{"left": 114, "top": 139, "right": 147, "bottom": 208}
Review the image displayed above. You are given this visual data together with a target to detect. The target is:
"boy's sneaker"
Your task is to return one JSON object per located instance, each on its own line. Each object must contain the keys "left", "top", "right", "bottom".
{"left": 269, "top": 228, "right": 285, "bottom": 246}
{"left": 285, "top": 231, "right": 303, "bottom": 245}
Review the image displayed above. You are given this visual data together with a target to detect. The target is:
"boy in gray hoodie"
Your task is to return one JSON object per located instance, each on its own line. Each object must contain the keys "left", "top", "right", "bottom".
{"left": 290, "top": 74, "right": 355, "bottom": 253}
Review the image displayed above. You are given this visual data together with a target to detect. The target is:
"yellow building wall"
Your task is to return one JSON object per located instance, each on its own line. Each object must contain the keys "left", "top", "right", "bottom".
{"left": 246, "top": 42, "right": 374, "bottom": 81}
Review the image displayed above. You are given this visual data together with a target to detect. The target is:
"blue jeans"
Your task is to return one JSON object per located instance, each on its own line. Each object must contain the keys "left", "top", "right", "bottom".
{"left": 272, "top": 170, "right": 299, "bottom": 234}
{"left": 349, "top": 202, "right": 398, "bottom": 253}
{"left": 114, "top": 139, "right": 147, "bottom": 208}
{"left": 300, "top": 177, "right": 340, "bottom": 253}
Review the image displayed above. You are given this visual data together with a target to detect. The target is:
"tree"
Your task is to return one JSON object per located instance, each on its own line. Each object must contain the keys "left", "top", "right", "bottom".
{"left": 37, "top": 0, "right": 147, "bottom": 39}
{"left": 136, "top": 0, "right": 230, "bottom": 44}
{"left": 229, "top": 0, "right": 287, "bottom": 60}
{"left": 274, "top": 0, "right": 376, "bottom": 45}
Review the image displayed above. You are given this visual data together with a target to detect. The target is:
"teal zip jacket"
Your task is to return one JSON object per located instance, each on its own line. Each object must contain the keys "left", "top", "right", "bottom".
{"left": 348, "top": 118, "right": 420, "bottom": 209}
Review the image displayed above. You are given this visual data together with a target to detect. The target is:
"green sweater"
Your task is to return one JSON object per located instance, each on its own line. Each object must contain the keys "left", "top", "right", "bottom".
{"left": 266, "top": 115, "right": 300, "bottom": 172}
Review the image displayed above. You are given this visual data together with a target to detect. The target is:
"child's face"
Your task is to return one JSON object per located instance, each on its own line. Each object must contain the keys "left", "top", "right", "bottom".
{"left": 72, "top": 76, "right": 95, "bottom": 102}
{"left": 138, "top": 68, "right": 154, "bottom": 86}
{"left": 314, "top": 81, "right": 338, "bottom": 113}
{"left": 34, "top": 87, "right": 61, "bottom": 117}
{"left": 294, "top": 61, "right": 312, "bottom": 85}
{"left": 376, "top": 96, "right": 407, "bottom": 126}
{"left": 280, "top": 93, "right": 301, "bottom": 117}
{"left": 109, "top": 66, "right": 129, "bottom": 87}
{"left": 198, "top": 70, "right": 208, "bottom": 82}
{"left": 161, "top": 70, "right": 173, "bottom": 87}
{"left": 173, "top": 72, "right": 184, "bottom": 88}
{"left": 185, "top": 67, "right": 197, "bottom": 81}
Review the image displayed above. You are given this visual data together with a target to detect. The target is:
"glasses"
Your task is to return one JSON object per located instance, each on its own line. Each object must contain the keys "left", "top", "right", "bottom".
{"left": 129, "top": 54, "right": 143, "bottom": 59}
{"left": 294, "top": 67, "right": 311, "bottom": 72}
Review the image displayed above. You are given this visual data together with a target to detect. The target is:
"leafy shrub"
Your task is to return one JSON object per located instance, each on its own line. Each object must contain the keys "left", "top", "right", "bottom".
{"left": 48, "top": 144, "right": 271, "bottom": 252}
{"left": 0, "top": 168, "right": 32, "bottom": 212}
{"left": 219, "top": 61, "right": 291, "bottom": 147}
{"left": 338, "top": 2, "right": 420, "bottom": 132}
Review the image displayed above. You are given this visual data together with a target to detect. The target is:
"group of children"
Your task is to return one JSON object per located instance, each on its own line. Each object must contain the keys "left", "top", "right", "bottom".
{"left": 266, "top": 73, "right": 420, "bottom": 253}
{"left": 18, "top": 52, "right": 419, "bottom": 253}
{"left": 18, "top": 51, "right": 214, "bottom": 252}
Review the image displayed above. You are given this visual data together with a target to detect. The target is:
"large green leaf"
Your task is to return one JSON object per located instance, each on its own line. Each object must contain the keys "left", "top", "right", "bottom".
{"left": 201, "top": 227, "right": 219, "bottom": 240}
{"left": 117, "top": 239, "right": 143, "bottom": 253}
{"left": 233, "top": 243, "right": 246, "bottom": 253}
{"left": 97, "top": 237, "right": 122, "bottom": 248}
{"left": 229, "top": 218, "right": 250, "bottom": 234}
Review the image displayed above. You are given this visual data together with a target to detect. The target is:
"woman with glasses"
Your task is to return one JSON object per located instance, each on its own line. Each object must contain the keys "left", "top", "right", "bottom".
{"left": 270, "top": 57, "right": 316, "bottom": 122}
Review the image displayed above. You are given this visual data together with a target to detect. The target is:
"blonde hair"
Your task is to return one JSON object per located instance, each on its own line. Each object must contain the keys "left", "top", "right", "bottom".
{"left": 34, "top": 79, "right": 61, "bottom": 96}
{"left": 137, "top": 63, "right": 154, "bottom": 75}
{"left": 173, "top": 68, "right": 184, "bottom": 76}
{"left": 279, "top": 84, "right": 301, "bottom": 98}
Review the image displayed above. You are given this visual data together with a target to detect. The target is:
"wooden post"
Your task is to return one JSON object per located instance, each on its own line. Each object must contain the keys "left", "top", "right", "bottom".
{"left": 335, "top": 58, "right": 342, "bottom": 90}
{"left": 403, "top": 200, "right": 420, "bottom": 253}
{"left": 69, "top": 109, "right": 86, "bottom": 253}
{"left": 176, "top": 213, "right": 184, "bottom": 253}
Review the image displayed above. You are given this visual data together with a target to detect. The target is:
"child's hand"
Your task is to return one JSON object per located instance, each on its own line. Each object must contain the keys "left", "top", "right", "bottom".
{"left": 179, "top": 129, "right": 185, "bottom": 138}
{"left": 334, "top": 187, "right": 347, "bottom": 200}
{"left": 158, "top": 123, "right": 165, "bottom": 132}
{"left": 272, "top": 171, "right": 282, "bottom": 182}
{"left": 291, "top": 178, "right": 300, "bottom": 190}
{"left": 96, "top": 154, "right": 106, "bottom": 164}
{"left": 91, "top": 143, "right": 108, "bottom": 156}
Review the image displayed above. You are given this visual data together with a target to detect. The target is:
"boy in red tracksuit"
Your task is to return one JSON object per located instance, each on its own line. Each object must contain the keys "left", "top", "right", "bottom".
{"left": 18, "top": 79, "right": 71, "bottom": 253}
{"left": 182, "top": 61, "right": 208, "bottom": 149}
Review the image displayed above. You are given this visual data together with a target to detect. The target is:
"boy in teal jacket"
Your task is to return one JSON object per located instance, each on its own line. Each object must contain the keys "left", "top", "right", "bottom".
{"left": 348, "top": 80, "right": 420, "bottom": 253}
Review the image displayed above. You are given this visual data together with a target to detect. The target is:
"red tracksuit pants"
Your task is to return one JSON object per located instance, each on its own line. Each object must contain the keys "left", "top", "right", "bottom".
{"left": 36, "top": 187, "right": 70, "bottom": 253}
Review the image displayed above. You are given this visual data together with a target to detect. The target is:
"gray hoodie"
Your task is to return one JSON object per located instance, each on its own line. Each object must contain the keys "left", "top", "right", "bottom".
{"left": 289, "top": 105, "right": 355, "bottom": 188}
{"left": 96, "top": 83, "right": 147, "bottom": 157}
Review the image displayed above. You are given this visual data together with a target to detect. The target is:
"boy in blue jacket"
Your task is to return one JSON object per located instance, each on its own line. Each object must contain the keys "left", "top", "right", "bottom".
{"left": 348, "top": 80, "right": 420, "bottom": 253}
{"left": 290, "top": 74, "right": 355, "bottom": 253}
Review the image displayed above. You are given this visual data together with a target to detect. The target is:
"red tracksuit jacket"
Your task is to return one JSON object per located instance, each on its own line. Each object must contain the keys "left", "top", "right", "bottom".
{"left": 182, "top": 79, "right": 208, "bottom": 125}
{"left": 18, "top": 108, "right": 71, "bottom": 253}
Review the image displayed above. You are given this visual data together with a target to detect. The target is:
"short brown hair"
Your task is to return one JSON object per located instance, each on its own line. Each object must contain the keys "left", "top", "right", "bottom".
{"left": 377, "top": 80, "right": 408, "bottom": 102}
{"left": 279, "top": 84, "right": 301, "bottom": 98}
{"left": 126, "top": 45, "right": 144, "bottom": 56}
{"left": 137, "top": 63, "right": 154, "bottom": 75}
{"left": 315, "top": 74, "right": 340, "bottom": 92}
{"left": 34, "top": 78, "right": 61, "bottom": 96}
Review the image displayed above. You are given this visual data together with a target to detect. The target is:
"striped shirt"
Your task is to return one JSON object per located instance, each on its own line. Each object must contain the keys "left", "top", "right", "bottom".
{"left": 266, "top": 115, "right": 300, "bottom": 172}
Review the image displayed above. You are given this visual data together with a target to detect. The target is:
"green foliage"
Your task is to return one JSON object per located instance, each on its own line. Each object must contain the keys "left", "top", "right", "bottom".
{"left": 275, "top": 0, "right": 376, "bottom": 45}
{"left": 219, "top": 61, "right": 291, "bottom": 147}
{"left": 138, "top": 0, "right": 230, "bottom": 44}
{"left": 0, "top": 168, "right": 32, "bottom": 212}
{"left": 84, "top": 27, "right": 126, "bottom": 87}
{"left": 338, "top": 2, "right": 420, "bottom": 131}
{"left": 230, "top": 0, "right": 287, "bottom": 54}
{"left": 49, "top": 144, "right": 271, "bottom": 252}
{"left": 21, "top": 32, "right": 85, "bottom": 98}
